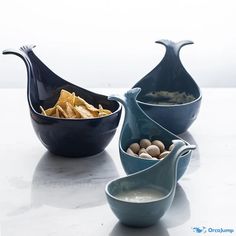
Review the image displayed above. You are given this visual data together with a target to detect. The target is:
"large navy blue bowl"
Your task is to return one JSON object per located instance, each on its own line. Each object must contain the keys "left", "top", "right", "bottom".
{"left": 133, "top": 40, "right": 202, "bottom": 134}
{"left": 3, "top": 45, "right": 122, "bottom": 157}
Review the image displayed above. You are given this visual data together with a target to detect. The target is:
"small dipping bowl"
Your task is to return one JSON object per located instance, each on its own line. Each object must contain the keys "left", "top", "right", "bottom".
{"left": 3, "top": 45, "right": 122, "bottom": 157}
{"left": 109, "top": 88, "right": 193, "bottom": 180}
{"left": 106, "top": 140, "right": 196, "bottom": 227}
{"left": 132, "top": 39, "right": 202, "bottom": 134}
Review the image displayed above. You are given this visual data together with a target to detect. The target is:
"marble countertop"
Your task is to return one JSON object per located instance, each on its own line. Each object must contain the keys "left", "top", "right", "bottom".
{"left": 0, "top": 88, "right": 236, "bottom": 236}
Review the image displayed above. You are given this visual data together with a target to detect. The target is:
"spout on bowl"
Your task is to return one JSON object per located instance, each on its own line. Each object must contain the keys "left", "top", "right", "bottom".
{"left": 3, "top": 45, "right": 40, "bottom": 110}
{"left": 3, "top": 45, "right": 36, "bottom": 76}
{"left": 152, "top": 139, "right": 196, "bottom": 177}
{"left": 108, "top": 88, "right": 141, "bottom": 113}
{"left": 3, "top": 45, "right": 72, "bottom": 113}
{"left": 169, "top": 141, "right": 196, "bottom": 190}
{"left": 143, "top": 140, "right": 196, "bottom": 195}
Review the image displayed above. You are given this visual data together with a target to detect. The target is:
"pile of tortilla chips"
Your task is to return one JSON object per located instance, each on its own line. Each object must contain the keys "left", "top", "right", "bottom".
{"left": 40, "top": 89, "right": 112, "bottom": 119}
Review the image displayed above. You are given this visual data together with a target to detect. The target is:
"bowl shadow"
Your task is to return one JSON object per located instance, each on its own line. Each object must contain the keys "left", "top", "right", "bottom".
{"left": 109, "top": 221, "right": 169, "bottom": 236}
{"left": 31, "top": 151, "right": 119, "bottom": 209}
{"left": 162, "top": 183, "right": 190, "bottom": 228}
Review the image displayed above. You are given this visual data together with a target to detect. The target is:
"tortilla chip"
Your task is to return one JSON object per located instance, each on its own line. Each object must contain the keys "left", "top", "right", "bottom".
{"left": 40, "top": 89, "right": 112, "bottom": 119}
{"left": 75, "top": 96, "right": 99, "bottom": 112}
{"left": 56, "top": 90, "right": 75, "bottom": 108}
{"left": 43, "top": 107, "right": 56, "bottom": 116}
{"left": 65, "top": 102, "right": 77, "bottom": 118}
{"left": 40, "top": 106, "right": 47, "bottom": 116}
{"left": 75, "top": 105, "right": 94, "bottom": 118}
{"left": 56, "top": 105, "right": 68, "bottom": 118}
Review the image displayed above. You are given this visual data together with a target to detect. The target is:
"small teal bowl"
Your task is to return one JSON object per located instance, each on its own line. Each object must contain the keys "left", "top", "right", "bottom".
{"left": 109, "top": 88, "right": 192, "bottom": 180}
{"left": 133, "top": 39, "right": 202, "bottom": 134}
{"left": 106, "top": 184, "right": 171, "bottom": 227}
{"left": 105, "top": 140, "right": 196, "bottom": 227}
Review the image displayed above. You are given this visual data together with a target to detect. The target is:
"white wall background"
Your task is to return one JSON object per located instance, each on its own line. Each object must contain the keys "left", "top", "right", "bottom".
{"left": 0, "top": 0, "right": 236, "bottom": 88}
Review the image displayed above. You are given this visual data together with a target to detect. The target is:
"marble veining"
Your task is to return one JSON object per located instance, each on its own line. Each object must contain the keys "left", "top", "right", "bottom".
{"left": 31, "top": 151, "right": 119, "bottom": 209}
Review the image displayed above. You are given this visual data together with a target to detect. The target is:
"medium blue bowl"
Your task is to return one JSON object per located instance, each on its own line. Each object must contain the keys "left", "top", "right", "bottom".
{"left": 3, "top": 45, "right": 122, "bottom": 157}
{"left": 109, "top": 88, "right": 192, "bottom": 180}
{"left": 133, "top": 39, "right": 202, "bottom": 134}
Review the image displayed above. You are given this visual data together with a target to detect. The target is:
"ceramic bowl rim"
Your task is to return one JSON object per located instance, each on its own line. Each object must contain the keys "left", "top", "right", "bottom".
{"left": 105, "top": 176, "right": 171, "bottom": 205}
{"left": 136, "top": 93, "right": 202, "bottom": 108}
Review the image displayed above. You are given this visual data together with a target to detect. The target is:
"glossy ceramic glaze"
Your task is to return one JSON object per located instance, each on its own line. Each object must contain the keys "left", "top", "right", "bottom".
{"left": 3, "top": 45, "right": 121, "bottom": 157}
{"left": 105, "top": 140, "right": 196, "bottom": 227}
{"left": 133, "top": 39, "right": 202, "bottom": 134}
{"left": 109, "top": 88, "right": 192, "bottom": 179}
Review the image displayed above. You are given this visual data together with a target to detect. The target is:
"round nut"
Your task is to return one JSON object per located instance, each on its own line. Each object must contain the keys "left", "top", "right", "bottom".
{"left": 126, "top": 148, "right": 135, "bottom": 156}
{"left": 138, "top": 148, "right": 147, "bottom": 155}
{"left": 158, "top": 151, "right": 170, "bottom": 159}
{"left": 129, "top": 143, "right": 140, "bottom": 154}
{"left": 139, "top": 139, "right": 152, "bottom": 148}
{"left": 146, "top": 145, "right": 160, "bottom": 157}
{"left": 152, "top": 140, "right": 165, "bottom": 152}
{"left": 139, "top": 153, "right": 153, "bottom": 160}
{"left": 169, "top": 144, "right": 174, "bottom": 151}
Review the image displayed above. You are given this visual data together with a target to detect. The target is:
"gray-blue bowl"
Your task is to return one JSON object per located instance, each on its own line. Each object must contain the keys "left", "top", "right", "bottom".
{"left": 105, "top": 140, "right": 196, "bottom": 227}
{"left": 109, "top": 88, "right": 192, "bottom": 180}
{"left": 133, "top": 39, "right": 202, "bottom": 134}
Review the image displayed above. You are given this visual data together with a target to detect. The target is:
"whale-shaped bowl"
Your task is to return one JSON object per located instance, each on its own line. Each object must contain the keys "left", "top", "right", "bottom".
{"left": 133, "top": 40, "right": 202, "bottom": 134}
{"left": 3, "top": 45, "right": 122, "bottom": 157}
{"left": 105, "top": 140, "right": 196, "bottom": 227}
{"left": 109, "top": 88, "right": 192, "bottom": 180}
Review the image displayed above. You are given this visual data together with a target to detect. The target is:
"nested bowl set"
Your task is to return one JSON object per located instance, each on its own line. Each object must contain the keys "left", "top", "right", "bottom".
{"left": 3, "top": 39, "right": 201, "bottom": 227}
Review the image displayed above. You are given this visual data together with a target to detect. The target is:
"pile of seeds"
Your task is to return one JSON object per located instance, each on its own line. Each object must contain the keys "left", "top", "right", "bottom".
{"left": 126, "top": 139, "right": 174, "bottom": 160}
